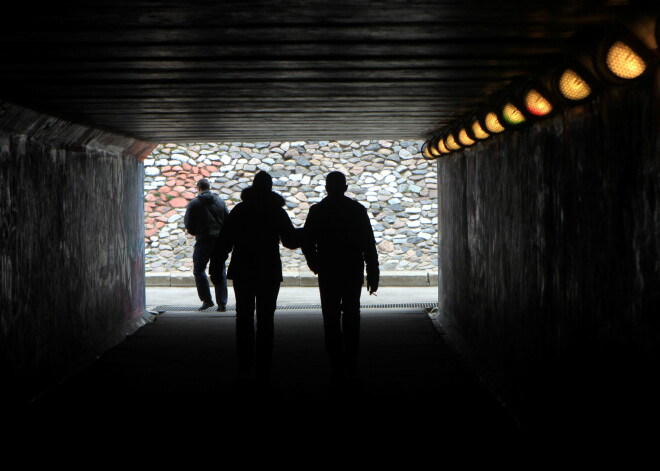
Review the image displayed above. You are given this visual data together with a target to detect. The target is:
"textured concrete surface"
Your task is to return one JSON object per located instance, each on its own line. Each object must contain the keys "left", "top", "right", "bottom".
{"left": 1, "top": 103, "right": 155, "bottom": 403}
{"left": 147, "top": 270, "right": 438, "bottom": 287}
{"left": 146, "top": 285, "right": 438, "bottom": 309}
{"left": 436, "top": 76, "right": 660, "bottom": 430}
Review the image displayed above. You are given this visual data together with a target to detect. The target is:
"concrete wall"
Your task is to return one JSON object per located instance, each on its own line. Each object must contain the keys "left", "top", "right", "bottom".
{"left": 435, "top": 73, "right": 660, "bottom": 430}
{"left": 0, "top": 103, "right": 155, "bottom": 402}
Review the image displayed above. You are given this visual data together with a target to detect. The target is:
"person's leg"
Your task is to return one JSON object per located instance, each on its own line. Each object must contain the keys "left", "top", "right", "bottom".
{"left": 319, "top": 273, "right": 345, "bottom": 378}
{"left": 233, "top": 279, "right": 256, "bottom": 374}
{"left": 192, "top": 239, "right": 214, "bottom": 307}
{"left": 254, "top": 280, "right": 280, "bottom": 384}
{"left": 211, "top": 262, "right": 228, "bottom": 310}
{"left": 341, "top": 278, "right": 363, "bottom": 376}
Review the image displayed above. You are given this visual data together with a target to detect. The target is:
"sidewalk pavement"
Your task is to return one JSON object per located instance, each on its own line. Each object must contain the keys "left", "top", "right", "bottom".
{"left": 146, "top": 285, "right": 439, "bottom": 309}
{"left": 146, "top": 270, "right": 438, "bottom": 288}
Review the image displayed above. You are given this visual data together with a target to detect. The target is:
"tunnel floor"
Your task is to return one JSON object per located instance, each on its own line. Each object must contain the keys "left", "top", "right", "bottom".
{"left": 26, "top": 307, "right": 521, "bottom": 437}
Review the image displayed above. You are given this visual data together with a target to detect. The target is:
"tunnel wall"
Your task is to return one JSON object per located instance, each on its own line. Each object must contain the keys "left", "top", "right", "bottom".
{"left": 436, "top": 73, "right": 659, "bottom": 429}
{"left": 0, "top": 103, "right": 156, "bottom": 402}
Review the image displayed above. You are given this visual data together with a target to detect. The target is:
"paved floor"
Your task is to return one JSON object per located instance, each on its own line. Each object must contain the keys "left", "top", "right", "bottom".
{"left": 27, "top": 286, "right": 523, "bottom": 441}
{"left": 146, "top": 285, "right": 439, "bottom": 309}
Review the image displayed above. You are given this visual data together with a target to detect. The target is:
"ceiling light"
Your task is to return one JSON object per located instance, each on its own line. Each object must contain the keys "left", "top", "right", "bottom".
{"left": 605, "top": 40, "right": 647, "bottom": 79}
{"left": 422, "top": 143, "right": 437, "bottom": 160}
{"left": 484, "top": 112, "right": 505, "bottom": 133}
{"left": 524, "top": 89, "right": 553, "bottom": 116}
{"left": 558, "top": 68, "right": 593, "bottom": 101}
{"left": 502, "top": 103, "right": 526, "bottom": 126}
{"left": 458, "top": 128, "right": 475, "bottom": 146}
{"left": 436, "top": 137, "right": 451, "bottom": 154}
{"left": 471, "top": 120, "right": 490, "bottom": 140}
{"left": 445, "top": 133, "right": 461, "bottom": 151}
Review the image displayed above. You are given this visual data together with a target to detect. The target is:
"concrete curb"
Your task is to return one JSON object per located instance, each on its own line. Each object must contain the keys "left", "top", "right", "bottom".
{"left": 146, "top": 271, "right": 438, "bottom": 287}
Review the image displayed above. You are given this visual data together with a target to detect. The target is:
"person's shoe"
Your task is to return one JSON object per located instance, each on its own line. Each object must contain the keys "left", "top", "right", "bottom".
{"left": 198, "top": 301, "right": 213, "bottom": 311}
{"left": 217, "top": 304, "right": 227, "bottom": 312}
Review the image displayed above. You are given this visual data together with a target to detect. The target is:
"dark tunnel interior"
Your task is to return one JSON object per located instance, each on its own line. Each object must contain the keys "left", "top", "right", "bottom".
{"left": 1, "top": 1, "right": 659, "bottom": 435}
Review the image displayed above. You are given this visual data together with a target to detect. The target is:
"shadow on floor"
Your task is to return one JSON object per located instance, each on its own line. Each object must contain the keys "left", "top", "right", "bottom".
{"left": 26, "top": 307, "right": 521, "bottom": 438}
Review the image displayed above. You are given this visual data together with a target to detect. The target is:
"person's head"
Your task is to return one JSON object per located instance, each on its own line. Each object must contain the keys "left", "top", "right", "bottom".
{"left": 196, "top": 178, "right": 210, "bottom": 191}
{"left": 252, "top": 171, "right": 273, "bottom": 193}
{"left": 325, "top": 171, "right": 347, "bottom": 197}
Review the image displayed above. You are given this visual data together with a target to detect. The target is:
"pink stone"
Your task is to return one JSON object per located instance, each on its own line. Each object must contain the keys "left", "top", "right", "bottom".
{"left": 182, "top": 163, "right": 192, "bottom": 171}
{"left": 200, "top": 168, "right": 210, "bottom": 177}
{"left": 207, "top": 165, "right": 218, "bottom": 173}
{"left": 173, "top": 185, "right": 187, "bottom": 193}
{"left": 145, "top": 228, "right": 158, "bottom": 237}
{"left": 155, "top": 221, "right": 166, "bottom": 228}
{"left": 170, "top": 197, "right": 188, "bottom": 208}
{"left": 182, "top": 192, "right": 195, "bottom": 199}
{"left": 145, "top": 194, "right": 158, "bottom": 202}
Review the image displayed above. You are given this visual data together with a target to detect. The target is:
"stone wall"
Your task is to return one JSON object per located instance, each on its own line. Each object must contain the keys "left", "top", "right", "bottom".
{"left": 144, "top": 140, "right": 437, "bottom": 274}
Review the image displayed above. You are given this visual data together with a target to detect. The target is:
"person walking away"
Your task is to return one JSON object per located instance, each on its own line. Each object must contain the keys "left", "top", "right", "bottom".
{"left": 184, "top": 178, "right": 229, "bottom": 311}
{"left": 302, "top": 171, "right": 379, "bottom": 385}
{"left": 211, "top": 171, "right": 300, "bottom": 387}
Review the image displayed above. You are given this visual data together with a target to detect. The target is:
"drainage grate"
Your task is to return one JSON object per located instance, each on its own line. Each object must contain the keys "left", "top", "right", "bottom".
{"left": 151, "top": 302, "right": 437, "bottom": 313}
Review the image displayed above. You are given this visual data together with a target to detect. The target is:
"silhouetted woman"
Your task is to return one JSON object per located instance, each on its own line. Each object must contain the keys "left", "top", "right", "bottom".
{"left": 211, "top": 171, "right": 299, "bottom": 386}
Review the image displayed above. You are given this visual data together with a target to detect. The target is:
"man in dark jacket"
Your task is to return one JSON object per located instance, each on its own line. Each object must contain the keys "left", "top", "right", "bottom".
{"left": 211, "top": 171, "right": 300, "bottom": 386}
{"left": 302, "top": 171, "right": 379, "bottom": 384}
{"left": 184, "top": 178, "right": 229, "bottom": 311}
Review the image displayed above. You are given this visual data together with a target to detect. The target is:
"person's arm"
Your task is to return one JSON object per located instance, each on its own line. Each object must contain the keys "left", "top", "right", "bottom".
{"left": 278, "top": 208, "right": 302, "bottom": 250}
{"left": 361, "top": 207, "right": 380, "bottom": 293}
{"left": 212, "top": 206, "right": 237, "bottom": 266}
{"left": 301, "top": 207, "right": 320, "bottom": 274}
{"left": 184, "top": 200, "right": 196, "bottom": 235}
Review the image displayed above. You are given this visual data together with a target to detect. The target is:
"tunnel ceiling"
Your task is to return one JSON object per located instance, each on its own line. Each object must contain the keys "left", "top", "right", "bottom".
{"left": 0, "top": 0, "right": 652, "bottom": 143}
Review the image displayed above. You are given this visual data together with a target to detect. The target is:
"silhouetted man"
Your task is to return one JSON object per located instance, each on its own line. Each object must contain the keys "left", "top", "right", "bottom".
{"left": 302, "top": 171, "right": 379, "bottom": 384}
{"left": 184, "top": 178, "right": 229, "bottom": 311}
{"left": 211, "top": 171, "right": 300, "bottom": 386}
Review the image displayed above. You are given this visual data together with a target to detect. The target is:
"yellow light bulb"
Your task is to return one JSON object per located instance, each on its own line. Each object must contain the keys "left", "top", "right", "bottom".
{"left": 484, "top": 112, "right": 505, "bottom": 133}
{"left": 525, "top": 89, "right": 553, "bottom": 116}
{"left": 437, "top": 139, "right": 450, "bottom": 154}
{"left": 458, "top": 128, "right": 475, "bottom": 146}
{"left": 502, "top": 103, "right": 526, "bottom": 125}
{"left": 606, "top": 41, "right": 647, "bottom": 79}
{"left": 472, "top": 121, "right": 489, "bottom": 139}
{"left": 445, "top": 134, "right": 461, "bottom": 151}
{"left": 559, "top": 69, "right": 592, "bottom": 100}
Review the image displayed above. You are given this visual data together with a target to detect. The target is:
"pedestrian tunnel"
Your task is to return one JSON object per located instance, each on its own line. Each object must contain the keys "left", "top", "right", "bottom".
{"left": 2, "top": 53, "right": 659, "bottom": 432}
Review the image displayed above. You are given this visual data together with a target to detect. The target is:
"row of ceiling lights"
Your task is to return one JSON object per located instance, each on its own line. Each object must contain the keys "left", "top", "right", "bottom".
{"left": 422, "top": 12, "right": 660, "bottom": 160}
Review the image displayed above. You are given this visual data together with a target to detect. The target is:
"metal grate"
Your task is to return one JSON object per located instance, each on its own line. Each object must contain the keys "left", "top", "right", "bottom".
{"left": 150, "top": 302, "right": 437, "bottom": 313}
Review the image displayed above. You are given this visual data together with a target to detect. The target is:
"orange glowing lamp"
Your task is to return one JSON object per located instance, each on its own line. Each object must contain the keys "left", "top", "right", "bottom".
{"left": 484, "top": 112, "right": 505, "bottom": 133}
{"left": 524, "top": 89, "right": 553, "bottom": 117}
{"left": 606, "top": 41, "right": 647, "bottom": 79}
{"left": 558, "top": 69, "right": 592, "bottom": 101}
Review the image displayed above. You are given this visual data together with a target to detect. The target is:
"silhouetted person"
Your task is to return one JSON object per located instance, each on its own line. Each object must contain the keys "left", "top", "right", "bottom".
{"left": 302, "top": 171, "right": 379, "bottom": 384}
{"left": 211, "top": 171, "right": 300, "bottom": 386}
{"left": 184, "top": 178, "right": 229, "bottom": 311}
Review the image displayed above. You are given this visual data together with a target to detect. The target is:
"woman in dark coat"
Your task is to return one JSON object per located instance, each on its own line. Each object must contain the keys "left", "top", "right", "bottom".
{"left": 211, "top": 171, "right": 299, "bottom": 385}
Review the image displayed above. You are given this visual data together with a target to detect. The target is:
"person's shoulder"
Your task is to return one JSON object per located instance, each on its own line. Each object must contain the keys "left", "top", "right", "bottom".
{"left": 346, "top": 196, "right": 367, "bottom": 211}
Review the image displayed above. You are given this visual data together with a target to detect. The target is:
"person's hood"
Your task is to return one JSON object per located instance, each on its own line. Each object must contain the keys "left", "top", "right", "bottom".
{"left": 197, "top": 190, "right": 217, "bottom": 204}
{"left": 240, "top": 186, "right": 285, "bottom": 207}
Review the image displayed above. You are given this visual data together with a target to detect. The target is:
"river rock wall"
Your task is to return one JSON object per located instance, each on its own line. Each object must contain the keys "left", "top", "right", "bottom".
{"left": 144, "top": 139, "right": 437, "bottom": 274}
